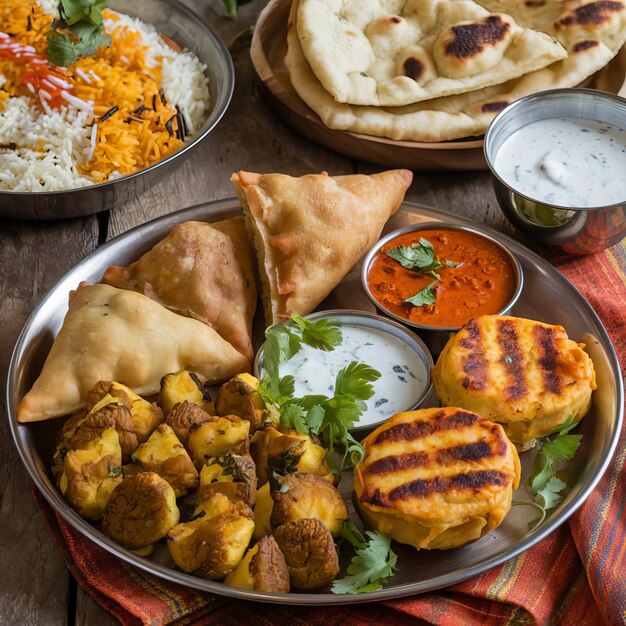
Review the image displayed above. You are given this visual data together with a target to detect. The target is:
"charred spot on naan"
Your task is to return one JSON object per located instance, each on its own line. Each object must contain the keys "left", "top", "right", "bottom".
{"left": 434, "top": 15, "right": 514, "bottom": 79}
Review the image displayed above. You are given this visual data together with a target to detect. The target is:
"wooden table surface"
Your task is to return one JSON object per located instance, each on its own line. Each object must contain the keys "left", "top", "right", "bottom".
{"left": 0, "top": 1, "right": 526, "bottom": 623}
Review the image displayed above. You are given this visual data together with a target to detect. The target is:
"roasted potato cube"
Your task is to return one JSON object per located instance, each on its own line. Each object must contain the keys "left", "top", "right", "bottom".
{"left": 131, "top": 424, "right": 198, "bottom": 497}
{"left": 188, "top": 415, "right": 250, "bottom": 469}
{"left": 271, "top": 473, "right": 348, "bottom": 537}
{"left": 197, "top": 452, "right": 257, "bottom": 507}
{"left": 215, "top": 374, "right": 266, "bottom": 432}
{"left": 52, "top": 396, "right": 137, "bottom": 479}
{"left": 273, "top": 519, "right": 339, "bottom": 590}
{"left": 167, "top": 494, "right": 254, "bottom": 579}
{"left": 166, "top": 401, "right": 214, "bottom": 447}
{"left": 224, "top": 535, "right": 290, "bottom": 593}
{"left": 252, "top": 482, "right": 273, "bottom": 541}
{"left": 86, "top": 381, "right": 163, "bottom": 443}
{"left": 160, "top": 371, "right": 215, "bottom": 418}
{"left": 58, "top": 427, "right": 123, "bottom": 521}
{"left": 102, "top": 472, "right": 180, "bottom": 550}
{"left": 250, "top": 427, "right": 333, "bottom": 486}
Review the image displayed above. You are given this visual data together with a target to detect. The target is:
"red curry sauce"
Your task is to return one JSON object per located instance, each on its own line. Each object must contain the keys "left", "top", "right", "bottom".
{"left": 367, "top": 229, "right": 517, "bottom": 328}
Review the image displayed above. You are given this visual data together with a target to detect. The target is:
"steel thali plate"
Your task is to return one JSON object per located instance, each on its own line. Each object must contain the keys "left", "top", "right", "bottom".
{"left": 6, "top": 199, "right": 623, "bottom": 604}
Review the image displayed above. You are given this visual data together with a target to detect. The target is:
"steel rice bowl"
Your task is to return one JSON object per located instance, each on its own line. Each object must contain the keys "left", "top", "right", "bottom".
{"left": 0, "top": 0, "right": 234, "bottom": 220}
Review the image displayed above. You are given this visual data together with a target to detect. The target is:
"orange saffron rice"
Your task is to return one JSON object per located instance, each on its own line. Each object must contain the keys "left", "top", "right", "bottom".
{"left": 0, "top": 0, "right": 210, "bottom": 191}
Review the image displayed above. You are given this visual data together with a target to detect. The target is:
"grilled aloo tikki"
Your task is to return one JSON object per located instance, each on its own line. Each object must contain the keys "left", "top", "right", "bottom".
{"left": 432, "top": 315, "right": 596, "bottom": 447}
{"left": 355, "top": 407, "right": 520, "bottom": 550}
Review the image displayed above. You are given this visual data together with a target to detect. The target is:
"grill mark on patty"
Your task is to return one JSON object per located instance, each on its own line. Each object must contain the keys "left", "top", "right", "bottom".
{"left": 436, "top": 440, "right": 496, "bottom": 464}
{"left": 534, "top": 325, "right": 563, "bottom": 394}
{"left": 497, "top": 319, "right": 527, "bottom": 400}
{"left": 372, "top": 409, "right": 479, "bottom": 445}
{"left": 367, "top": 452, "right": 429, "bottom": 475}
{"left": 366, "top": 438, "right": 501, "bottom": 476}
{"left": 460, "top": 318, "right": 488, "bottom": 389}
{"left": 363, "top": 470, "right": 510, "bottom": 505}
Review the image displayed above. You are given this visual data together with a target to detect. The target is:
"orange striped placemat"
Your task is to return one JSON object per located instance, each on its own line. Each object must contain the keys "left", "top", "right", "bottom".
{"left": 33, "top": 240, "right": 625, "bottom": 626}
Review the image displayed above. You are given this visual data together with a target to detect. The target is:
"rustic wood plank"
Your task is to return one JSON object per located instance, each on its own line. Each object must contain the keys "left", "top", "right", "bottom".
{"left": 107, "top": 0, "right": 353, "bottom": 237}
{"left": 75, "top": 587, "right": 120, "bottom": 626}
{"left": 0, "top": 218, "right": 99, "bottom": 625}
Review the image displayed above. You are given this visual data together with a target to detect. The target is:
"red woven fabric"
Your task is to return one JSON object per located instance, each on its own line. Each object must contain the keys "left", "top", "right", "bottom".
{"left": 33, "top": 240, "right": 625, "bottom": 626}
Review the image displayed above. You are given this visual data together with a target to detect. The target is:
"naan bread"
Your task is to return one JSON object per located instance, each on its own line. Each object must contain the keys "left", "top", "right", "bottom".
{"left": 285, "top": 0, "right": 622, "bottom": 141}
{"left": 231, "top": 169, "right": 412, "bottom": 325}
{"left": 17, "top": 284, "right": 249, "bottom": 423}
{"left": 102, "top": 219, "right": 257, "bottom": 362}
{"left": 297, "top": 0, "right": 566, "bottom": 106}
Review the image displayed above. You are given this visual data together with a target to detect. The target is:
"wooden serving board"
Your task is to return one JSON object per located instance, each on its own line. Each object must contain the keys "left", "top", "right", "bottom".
{"left": 251, "top": 0, "right": 626, "bottom": 172}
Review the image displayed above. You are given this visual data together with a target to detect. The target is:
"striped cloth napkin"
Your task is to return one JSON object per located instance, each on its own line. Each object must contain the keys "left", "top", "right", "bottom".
{"left": 33, "top": 241, "right": 625, "bottom": 626}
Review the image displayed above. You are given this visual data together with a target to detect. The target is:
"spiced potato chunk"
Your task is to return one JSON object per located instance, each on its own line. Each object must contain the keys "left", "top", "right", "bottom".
{"left": 167, "top": 494, "right": 255, "bottom": 579}
{"left": 102, "top": 472, "right": 180, "bottom": 550}
{"left": 166, "top": 400, "right": 214, "bottom": 447}
{"left": 273, "top": 518, "right": 339, "bottom": 590}
{"left": 58, "top": 427, "right": 123, "bottom": 521}
{"left": 187, "top": 414, "right": 250, "bottom": 469}
{"left": 86, "top": 381, "right": 163, "bottom": 444}
{"left": 131, "top": 423, "right": 198, "bottom": 497}
{"left": 197, "top": 452, "right": 257, "bottom": 508}
{"left": 159, "top": 370, "right": 215, "bottom": 418}
{"left": 224, "top": 535, "right": 290, "bottom": 593}
{"left": 270, "top": 473, "right": 348, "bottom": 537}
{"left": 215, "top": 373, "right": 267, "bottom": 433}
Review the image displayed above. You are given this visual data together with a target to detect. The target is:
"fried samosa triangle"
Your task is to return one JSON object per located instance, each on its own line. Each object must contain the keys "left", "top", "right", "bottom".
{"left": 102, "top": 218, "right": 257, "bottom": 362}
{"left": 17, "top": 284, "right": 248, "bottom": 423}
{"left": 231, "top": 169, "right": 412, "bottom": 324}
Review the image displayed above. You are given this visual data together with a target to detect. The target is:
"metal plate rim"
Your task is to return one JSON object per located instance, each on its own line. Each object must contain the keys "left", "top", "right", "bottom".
{"left": 6, "top": 198, "right": 624, "bottom": 605}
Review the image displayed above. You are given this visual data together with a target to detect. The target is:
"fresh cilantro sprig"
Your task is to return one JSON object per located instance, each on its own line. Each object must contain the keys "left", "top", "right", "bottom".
{"left": 528, "top": 415, "right": 582, "bottom": 512}
{"left": 258, "top": 315, "right": 381, "bottom": 473}
{"left": 385, "top": 237, "right": 458, "bottom": 309}
{"left": 331, "top": 522, "right": 397, "bottom": 594}
{"left": 47, "top": 0, "right": 111, "bottom": 67}
{"left": 405, "top": 280, "right": 439, "bottom": 308}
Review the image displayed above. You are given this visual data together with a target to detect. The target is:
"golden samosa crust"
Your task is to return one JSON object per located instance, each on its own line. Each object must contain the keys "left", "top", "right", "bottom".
{"left": 232, "top": 169, "right": 412, "bottom": 324}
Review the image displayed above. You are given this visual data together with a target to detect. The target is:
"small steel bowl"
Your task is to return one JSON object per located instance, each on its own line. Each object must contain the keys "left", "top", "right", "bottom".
{"left": 361, "top": 222, "right": 523, "bottom": 355}
{"left": 254, "top": 309, "right": 434, "bottom": 433}
{"left": 484, "top": 89, "right": 626, "bottom": 255}
{"left": 0, "top": 0, "right": 234, "bottom": 221}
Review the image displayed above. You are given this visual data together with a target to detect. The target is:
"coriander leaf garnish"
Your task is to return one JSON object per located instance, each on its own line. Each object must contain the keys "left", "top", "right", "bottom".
{"left": 47, "top": 0, "right": 111, "bottom": 67}
{"left": 527, "top": 415, "right": 582, "bottom": 512}
{"left": 384, "top": 237, "right": 457, "bottom": 281}
{"left": 331, "top": 522, "right": 397, "bottom": 594}
{"left": 259, "top": 315, "right": 380, "bottom": 474}
{"left": 291, "top": 314, "right": 342, "bottom": 351}
{"left": 405, "top": 280, "right": 439, "bottom": 307}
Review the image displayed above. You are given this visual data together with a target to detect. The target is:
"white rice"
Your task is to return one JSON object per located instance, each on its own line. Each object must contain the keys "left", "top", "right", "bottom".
{"left": 35, "top": 0, "right": 60, "bottom": 19}
{"left": 0, "top": 8, "right": 211, "bottom": 192}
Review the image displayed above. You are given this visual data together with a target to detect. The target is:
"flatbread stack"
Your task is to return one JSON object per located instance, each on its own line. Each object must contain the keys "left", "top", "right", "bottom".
{"left": 284, "top": 0, "right": 626, "bottom": 142}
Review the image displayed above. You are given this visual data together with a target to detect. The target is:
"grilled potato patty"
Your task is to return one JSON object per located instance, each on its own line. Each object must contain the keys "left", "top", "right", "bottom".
{"left": 432, "top": 315, "right": 596, "bottom": 445}
{"left": 355, "top": 407, "right": 520, "bottom": 550}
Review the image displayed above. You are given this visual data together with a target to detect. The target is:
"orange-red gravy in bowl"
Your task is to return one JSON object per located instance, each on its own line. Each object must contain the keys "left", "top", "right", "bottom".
{"left": 367, "top": 229, "right": 517, "bottom": 328}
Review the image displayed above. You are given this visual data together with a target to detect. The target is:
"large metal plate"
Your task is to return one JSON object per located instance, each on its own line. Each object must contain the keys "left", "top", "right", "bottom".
{"left": 6, "top": 199, "right": 623, "bottom": 605}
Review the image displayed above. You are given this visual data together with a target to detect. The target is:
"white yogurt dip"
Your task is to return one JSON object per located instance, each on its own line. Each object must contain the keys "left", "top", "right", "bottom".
{"left": 278, "top": 323, "right": 428, "bottom": 428}
{"left": 494, "top": 117, "right": 626, "bottom": 208}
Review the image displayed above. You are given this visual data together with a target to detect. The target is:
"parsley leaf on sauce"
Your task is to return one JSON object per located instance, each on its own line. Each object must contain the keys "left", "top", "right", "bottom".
{"left": 405, "top": 280, "right": 439, "bottom": 307}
